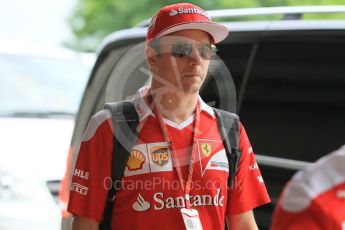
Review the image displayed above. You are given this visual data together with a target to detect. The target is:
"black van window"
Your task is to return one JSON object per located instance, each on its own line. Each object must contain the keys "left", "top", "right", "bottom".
{"left": 239, "top": 35, "right": 345, "bottom": 162}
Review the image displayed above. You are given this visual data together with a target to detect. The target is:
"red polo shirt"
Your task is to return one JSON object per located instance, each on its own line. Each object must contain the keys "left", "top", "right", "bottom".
{"left": 68, "top": 87, "right": 270, "bottom": 229}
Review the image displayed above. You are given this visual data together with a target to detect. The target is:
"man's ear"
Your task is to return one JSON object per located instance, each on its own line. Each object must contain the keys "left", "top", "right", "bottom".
{"left": 145, "top": 46, "right": 158, "bottom": 71}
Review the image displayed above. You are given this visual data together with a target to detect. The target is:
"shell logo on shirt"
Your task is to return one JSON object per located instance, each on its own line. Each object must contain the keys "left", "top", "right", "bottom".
{"left": 150, "top": 146, "right": 170, "bottom": 166}
{"left": 201, "top": 143, "right": 212, "bottom": 157}
{"left": 127, "top": 149, "right": 146, "bottom": 171}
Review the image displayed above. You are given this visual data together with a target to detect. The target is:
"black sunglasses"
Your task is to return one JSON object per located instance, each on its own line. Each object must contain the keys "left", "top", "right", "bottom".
{"left": 171, "top": 42, "right": 218, "bottom": 60}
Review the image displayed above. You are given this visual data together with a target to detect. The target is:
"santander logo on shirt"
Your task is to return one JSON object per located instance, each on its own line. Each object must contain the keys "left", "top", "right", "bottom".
{"left": 132, "top": 188, "right": 225, "bottom": 212}
{"left": 133, "top": 193, "right": 151, "bottom": 211}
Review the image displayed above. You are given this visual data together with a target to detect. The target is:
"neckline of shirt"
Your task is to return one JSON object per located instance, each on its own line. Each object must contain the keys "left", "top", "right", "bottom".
{"left": 163, "top": 114, "right": 195, "bottom": 130}
{"left": 132, "top": 86, "right": 215, "bottom": 122}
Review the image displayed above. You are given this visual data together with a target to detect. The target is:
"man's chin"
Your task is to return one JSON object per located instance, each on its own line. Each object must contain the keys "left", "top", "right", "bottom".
{"left": 182, "top": 84, "right": 201, "bottom": 95}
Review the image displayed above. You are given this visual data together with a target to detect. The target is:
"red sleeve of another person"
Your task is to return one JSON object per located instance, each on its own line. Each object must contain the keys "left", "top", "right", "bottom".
{"left": 226, "top": 123, "right": 270, "bottom": 215}
{"left": 67, "top": 110, "right": 113, "bottom": 222}
{"left": 271, "top": 203, "right": 323, "bottom": 230}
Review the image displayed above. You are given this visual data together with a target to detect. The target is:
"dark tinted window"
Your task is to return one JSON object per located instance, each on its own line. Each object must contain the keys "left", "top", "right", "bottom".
{"left": 240, "top": 35, "right": 345, "bottom": 162}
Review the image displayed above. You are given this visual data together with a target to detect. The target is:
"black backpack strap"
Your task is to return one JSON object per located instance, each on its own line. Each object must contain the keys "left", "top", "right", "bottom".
{"left": 213, "top": 108, "right": 241, "bottom": 189}
{"left": 99, "top": 100, "right": 139, "bottom": 230}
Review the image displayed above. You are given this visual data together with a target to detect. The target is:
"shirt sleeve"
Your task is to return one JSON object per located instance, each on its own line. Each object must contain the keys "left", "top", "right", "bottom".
{"left": 271, "top": 183, "right": 328, "bottom": 230}
{"left": 226, "top": 123, "right": 270, "bottom": 215}
{"left": 271, "top": 181, "right": 342, "bottom": 230}
{"left": 271, "top": 203, "right": 323, "bottom": 230}
{"left": 67, "top": 110, "right": 113, "bottom": 222}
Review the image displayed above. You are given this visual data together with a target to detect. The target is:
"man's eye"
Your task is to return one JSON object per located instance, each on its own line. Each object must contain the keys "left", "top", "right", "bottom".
{"left": 172, "top": 43, "right": 191, "bottom": 57}
{"left": 180, "top": 44, "right": 191, "bottom": 55}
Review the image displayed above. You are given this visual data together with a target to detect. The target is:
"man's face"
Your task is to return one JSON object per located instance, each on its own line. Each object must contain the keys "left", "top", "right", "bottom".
{"left": 148, "top": 29, "right": 214, "bottom": 95}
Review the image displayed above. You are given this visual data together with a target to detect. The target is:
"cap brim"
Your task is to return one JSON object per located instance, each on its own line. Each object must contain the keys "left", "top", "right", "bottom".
{"left": 157, "top": 22, "right": 229, "bottom": 44}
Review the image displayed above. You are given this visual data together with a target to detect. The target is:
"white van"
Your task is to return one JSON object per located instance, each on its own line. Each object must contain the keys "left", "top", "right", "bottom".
{"left": 0, "top": 41, "right": 94, "bottom": 230}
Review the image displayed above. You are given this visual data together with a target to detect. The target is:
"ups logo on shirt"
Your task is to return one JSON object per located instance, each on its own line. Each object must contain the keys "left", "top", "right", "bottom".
{"left": 150, "top": 146, "right": 170, "bottom": 166}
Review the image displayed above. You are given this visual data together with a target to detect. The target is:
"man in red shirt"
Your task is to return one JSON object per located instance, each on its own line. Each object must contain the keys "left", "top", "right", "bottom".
{"left": 271, "top": 145, "right": 345, "bottom": 230}
{"left": 68, "top": 3, "right": 270, "bottom": 229}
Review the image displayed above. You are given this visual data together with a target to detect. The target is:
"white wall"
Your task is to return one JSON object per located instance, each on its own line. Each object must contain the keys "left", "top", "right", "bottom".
{"left": 0, "top": 0, "right": 77, "bottom": 45}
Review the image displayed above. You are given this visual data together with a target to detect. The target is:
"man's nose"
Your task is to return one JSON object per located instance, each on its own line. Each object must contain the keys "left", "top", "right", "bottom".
{"left": 188, "top": 46, "right": 202, "bottom": 65}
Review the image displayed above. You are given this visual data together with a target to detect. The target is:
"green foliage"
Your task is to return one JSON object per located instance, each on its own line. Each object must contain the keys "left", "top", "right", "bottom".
{"left": 64, "top": 0, "right": 345, "bottom": 51}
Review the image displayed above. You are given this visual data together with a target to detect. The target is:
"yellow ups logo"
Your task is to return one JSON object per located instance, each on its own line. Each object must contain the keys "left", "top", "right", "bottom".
{"left": 150, "top": 146, "right": 170, "bottom": 166}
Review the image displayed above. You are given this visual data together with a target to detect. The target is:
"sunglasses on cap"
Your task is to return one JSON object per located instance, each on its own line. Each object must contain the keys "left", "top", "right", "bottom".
{"left": 171, "top": 42, "right": 218, "bottom": 60}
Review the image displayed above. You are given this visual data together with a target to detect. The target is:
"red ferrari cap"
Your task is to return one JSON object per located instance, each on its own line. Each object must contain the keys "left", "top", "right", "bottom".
{"left": 146, "top": 3, "right": 229, "bottom": 44}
